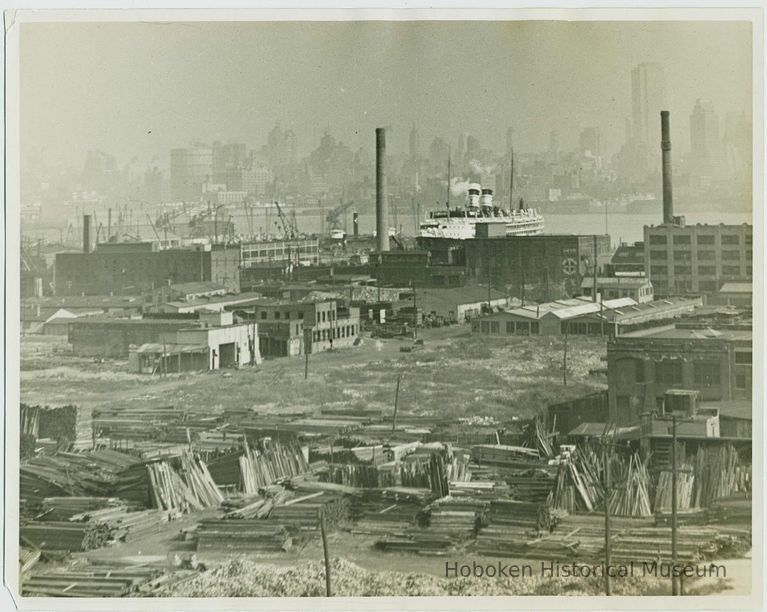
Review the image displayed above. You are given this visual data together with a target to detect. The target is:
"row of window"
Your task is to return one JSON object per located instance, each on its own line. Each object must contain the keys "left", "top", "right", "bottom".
{"left": 651, "top": 265, "right": 747, "bottom": 276}
{"left": 622, "top": 353, "right": 751, "bottom": 386}
{"left": 312, "top": 325, "right": 356, "bottom": 341}
{"left": 649, "top": 234, "right": 748, "bottom": 246}
{"left": 650, "top": 249, "right": 748, "bottom": 261}
{"left": 472, "top": 320, "right": 540, "bottom": 335}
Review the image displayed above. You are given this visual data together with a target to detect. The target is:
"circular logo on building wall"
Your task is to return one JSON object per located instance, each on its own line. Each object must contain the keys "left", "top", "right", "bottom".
{"left": 562, "top": 258, "right": 578, "bottom": 275}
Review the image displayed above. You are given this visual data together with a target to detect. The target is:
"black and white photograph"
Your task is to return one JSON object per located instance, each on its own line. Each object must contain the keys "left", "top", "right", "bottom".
{"left": 3, "top": 7, "right": 764, "bottom": 609}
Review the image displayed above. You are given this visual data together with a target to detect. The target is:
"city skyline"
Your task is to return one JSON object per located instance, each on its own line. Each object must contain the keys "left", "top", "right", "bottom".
{"left": 21, "top": 20, "right": 752, "bottom": 171}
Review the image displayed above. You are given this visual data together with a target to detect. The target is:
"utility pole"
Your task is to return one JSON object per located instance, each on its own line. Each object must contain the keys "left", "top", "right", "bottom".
{"left": 319, "top": 510, "right": 332, "bottom": 597}
{"left": 412, "top": 282, "right": 418, "bottom": 338}
{"left": 563, "top": 321, "right": 569, "bottom": 386}
{"left": 671, "top": 413, "right": 679, "bottom": 596}
{"left": 603, "top": 437, "right": 613, "bottom": 596}
{"left": 592, "top": 235, "right": 599, "bottom": 303}
{"left": 392, "top": 374, "right": 402, "bottom": 432}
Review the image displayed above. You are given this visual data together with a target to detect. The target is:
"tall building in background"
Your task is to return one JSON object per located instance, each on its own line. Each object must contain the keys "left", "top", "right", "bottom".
{"left": 409, "top": 123, "right": 420, "bottom": 161}
{"left": 631, "top": 62, "right": 667, "bottom": 147}
{"left": 579, "top": 127, "right": 601, "bottom": 157}
{"left": 170, "top": 145, "right": 213, "bottom": 201}
{"left": 689, "top": 98, "right": 721, "bottom": 184}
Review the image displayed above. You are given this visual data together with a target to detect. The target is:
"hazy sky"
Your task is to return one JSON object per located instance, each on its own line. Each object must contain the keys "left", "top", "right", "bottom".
{"left": 20, "top": 20, "right": 752, "bottom": 169}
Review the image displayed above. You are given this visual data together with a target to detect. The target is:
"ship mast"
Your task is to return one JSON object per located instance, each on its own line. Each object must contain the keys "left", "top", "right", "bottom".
{"left": 509, "top": 148, "right": 515, "bottom": 214}
{"left": 446, "top": 148, "right": 451, "bottom": 210}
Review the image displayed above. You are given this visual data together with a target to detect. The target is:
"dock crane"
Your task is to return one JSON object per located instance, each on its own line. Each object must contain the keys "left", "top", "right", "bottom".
{"left": 273, "top": 201, "right": 298, "bottom": 240}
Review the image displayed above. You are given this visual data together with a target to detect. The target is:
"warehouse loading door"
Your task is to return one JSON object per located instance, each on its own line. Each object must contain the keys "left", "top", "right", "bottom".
{"left": 218, "top": 342, "right": 237, "bottom": 368}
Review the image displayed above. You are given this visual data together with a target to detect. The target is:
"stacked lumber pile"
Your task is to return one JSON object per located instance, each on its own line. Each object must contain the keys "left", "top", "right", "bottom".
{"left": 20, "top": 450, "right": 140, "bottom": 512}
{"left": 351, "top": 501, "right": 423, "bottom": 536}
{"left": 373, "top": 532, "right": 454, "bottom": 555}
{"left": 607, "top": 453, "right": 653, "bottom": 517}
{"left": 481, "top": 499, "right": 563, "bottom": 532}
{"left": 470, "top": 444, "right": 540, "bottom": 468}
{"left": 400, "top": 452, "right": 450, "bottom": 497}
{"left": 425, "top": 498, "right": 485, "bottom": 540}
{"left": 550, "top": 449, "right": 603, "bottom": 513}
{"left": 267, "top": 491, "right": 350, "bottom": 535}
{"left": 448, "top": 480, "right": 510, "bottom": 501}
{"left": 92, "top": 405, "right": 185, "bottom": 440}
{"left": 205, "top": 439, "right": 310, "bottom": 493}
{"left": 72, "top": 507, "right": 169, "bottom": 542}
{"left": 196, "top": 520, "right": 293, "bottom": 553}
{"left": 21, "top": 565, "right": 165, "bottom": 597}
{"left": 692, "top": 444, "right": 748, "bottom": 508}
{"left": 146, "top": 453, "right": 223, "bottom": 512}
{"left": 39, "top": 497, "right": 128, "bottom": 521}
{"left": 505, "top": 469, "right": 558, "bottom": 502}
{"left": 21, "top": 521, "right": 112, "bottom": 552}
{"left": 320, "top": 463, "right": 395, "bottom": 488}
{"left": 653, "top": 468, "right": 696, "bottom": 512}
{"left": 527, "top": 417, "right": 555, "bottom": 458}
{"left": 21, "top": 404, "right": 94, "bottom": 451}
{"left": 239, "top": 440, "right": 310, "bottom": 494}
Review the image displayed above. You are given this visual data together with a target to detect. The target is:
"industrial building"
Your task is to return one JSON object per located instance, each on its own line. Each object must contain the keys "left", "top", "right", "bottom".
{"left": 240, "top": 238, "right": 320, "bottom": 268}
{"left": 54, "top": 240, "right": 241, "bottom": 295}
{"left": 644, "top": 221, "right": 752, "bottom": 296}
{"left": 375, "top": 251, "right": 466, "bottom": 288}
{"left": 471, "top": 296, "right": 703, "bottom": 338}
{"left": 463, "top": 234, "right": 611, "bottom": 302}
{"left": 127, "top": 312, "right": 261, "bottom": 373}
{"left": 606, "top": 323, "right": 752, "bottom": 426}
{"left": 580, "top": 276, "right": 654, "bottom": 303}
{"left": 710, "top": 282, "right": 752, "bottom": 308}
{"left": 238, "top": 298, "right": 360, "bottom": 357}
{"left": 400, "top": 286, "right": 509, "bottom": 324}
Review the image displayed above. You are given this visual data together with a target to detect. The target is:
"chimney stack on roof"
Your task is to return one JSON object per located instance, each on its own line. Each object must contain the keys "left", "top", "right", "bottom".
{"left": 375, "top": 127, "right": 389, "bottom": 252}
{"left": 660, "top": 110, "right": 674, "bottom": 224}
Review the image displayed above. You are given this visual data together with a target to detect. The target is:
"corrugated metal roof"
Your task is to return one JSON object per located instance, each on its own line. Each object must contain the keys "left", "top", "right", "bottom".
{"left": 132, "top": 343, "right": 208, "bottom": 354}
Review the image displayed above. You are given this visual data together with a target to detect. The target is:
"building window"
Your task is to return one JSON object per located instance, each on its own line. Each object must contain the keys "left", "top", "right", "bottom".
{"left": 490, "top": 321, "right": 500, "bottom": 333}
{"left": 530, "top": 322, "right": 539, "bottom": 334}
{"left": 298, "top": 312, "right": 304, "bottom": 319}
{"left": 635, "top": 359, "right": 645, "bottom": 383}
{"left": 723, "top": 251, "right": 741, "bottom": 261}
{"left": 481, "top": 321, "right": 490, "bottom": 333}
{"left": 506, "top": 321, "right": 514, "bottom": 334}
{"left": 651, "top": 265, "right": 668, "bottom": 275}
{"left": 698, "top": 250, "right": 715, "bottom": 260}
{"left": 656, "top": 359, "right": 682, "bottom": 385}
{"left": 650, "top": 249, "right": 668, "bottom": 259}
{"left": 275, "top": 311, "right": 280, "bottom": 319}
{"left": 674, "top": 250, "right": 691, "bottom": 260}
{"left": 674, "top": 266, "right": 691, "bottom": 276}
{"left": 736, "top": 373, "right": 747, "bottom": 390}
{"left": 697, "top": 266, "right": 716, "bottom": 276}
{"left": 284, "top": 312, "right": 290, "bottom": 320}
{"left": 649, "top": 235, "right": 667, "bottom": 245}
{"left": 694, "top": 361, "right": 721, "bottom": 386}
{"left": 722, "top": 266, "right": 741, "bottom": 276}
{"left": 722, "top": 235, "right": 740, "bottom": 245}
{"left": 673, "top": 235, "right": 691, "bottom": 245}
{"left": 697, "top": 235, "right": 715, "bottom": 245}
{"left": 260, "top": 311, "right": 267, "bottom": 320}
{"left": 735, "top": 352, "right": 752, "bottom": 364}
{"left": 472, "top": 321, "right": 480, "bottom": 332}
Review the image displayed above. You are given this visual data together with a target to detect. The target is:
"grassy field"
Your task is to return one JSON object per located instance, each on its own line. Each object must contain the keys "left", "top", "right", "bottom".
{"left": 20, "top": 325, "right": 606, "bottom": 422}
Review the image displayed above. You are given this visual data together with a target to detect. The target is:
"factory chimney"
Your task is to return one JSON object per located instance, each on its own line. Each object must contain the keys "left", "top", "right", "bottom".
{"left": 375, "top": 127, "right": 389, "bottom": 252}
{"left": 660, "top": 110, "right": 674, "bottom": 224}
{"left": 353, "top": 211, "right": 359, "bottom": 237}
{"left": 83, "top": 214, "right": 92, "bottom": 254}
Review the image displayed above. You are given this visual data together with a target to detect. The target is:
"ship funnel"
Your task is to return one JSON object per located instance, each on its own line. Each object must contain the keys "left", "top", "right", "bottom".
{"left": 660, "top": 110, "right": 674, "bottom": 224}
{"left": 467, "top": 184, "right": 481, "bottom": 208}
{"left": 480, "top": 188, "right": 494, "bottom": 208}
{"left": 375, "top": 127, "right": 390, "bottom": 251}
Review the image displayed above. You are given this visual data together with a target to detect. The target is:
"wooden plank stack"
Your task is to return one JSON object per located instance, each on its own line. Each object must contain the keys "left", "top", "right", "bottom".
{"left": 653, "top": 468, "right": 696, "bottom": 512}
{"left": 22, "top": 565, "right": 165, "bottom": 597}
{"left": 196, "top": 520, "right": 293, "bottom": 553}
{"left": 146, "top": 452, "right": 223, "bottom": 512}
{"left": 23, "top": 404, "right": 94, "bottom": 451}
{"left": 237, "top": 441, "right": 310, "bottom": 494}
{"left": 39, "top": 497, "right": 128, "bottom": 521}
{"left": 20, "top": 521, "right": 112, "bottom": 552}
{"left": 607, "top": 453, "right": 653, "bottom": 517}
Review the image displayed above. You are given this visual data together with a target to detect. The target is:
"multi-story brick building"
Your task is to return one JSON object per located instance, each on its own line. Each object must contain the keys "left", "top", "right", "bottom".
{"left": 644, "top": 222, "right": 753, "bottom": 296}
{"left": 54, "top": 242, "right": 241, "bottom": 295}
{"left": 606, "top": 323, "right": 752, "bottom": 425}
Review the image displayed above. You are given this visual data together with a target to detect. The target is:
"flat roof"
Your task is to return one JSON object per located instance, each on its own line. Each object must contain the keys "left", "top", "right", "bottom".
{"left": 163, "top": 291, "right": 264, "bottom": 308}
{"left": 581, "top": 277, "right": 651, "bottom": 288}
{"left": 719, "top": 282, "right": 753, "bottom": 294}
{"left": 620, "top": 325, "right": 752, "bottom": 341}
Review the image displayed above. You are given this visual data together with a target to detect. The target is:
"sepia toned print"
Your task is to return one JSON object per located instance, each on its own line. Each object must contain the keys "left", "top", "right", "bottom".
{"left": 6, "top": 11, "right": 761, "bottom": 608}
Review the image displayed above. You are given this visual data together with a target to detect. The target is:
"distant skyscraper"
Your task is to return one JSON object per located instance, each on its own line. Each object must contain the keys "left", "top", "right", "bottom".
{"left": 170, "top": 145, "right": 213, "bottom": 201}
{"left": 631, "top": 63, "right": 667, "bottom": 146}
{"left": 690, "top": 99, "right": 720, "bottom": 164}
{"left": 409, "top": 123, "right": 420, "bottom": 161}
{"left": 579, "top": 127, "right": 602, "bottom": 157}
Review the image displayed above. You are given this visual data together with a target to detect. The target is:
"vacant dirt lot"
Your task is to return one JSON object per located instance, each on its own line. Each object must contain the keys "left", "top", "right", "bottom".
{"left": 20, "top": 325, "right": 606, "bottom": 421}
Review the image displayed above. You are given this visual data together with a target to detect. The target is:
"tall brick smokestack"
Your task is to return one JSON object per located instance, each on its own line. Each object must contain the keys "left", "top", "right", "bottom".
{"left": 375, "top": 127, "right": 389, "bottom": 252}
{"left": 661, "top": 110, "right": 674, "bottom": 224}
{"left": 83, "top": 214, "right": 92, "bottom": 254}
